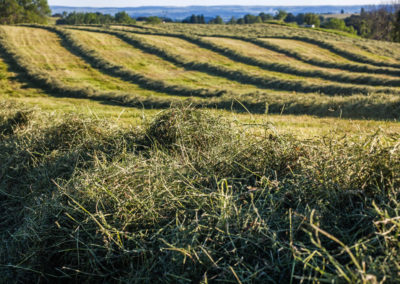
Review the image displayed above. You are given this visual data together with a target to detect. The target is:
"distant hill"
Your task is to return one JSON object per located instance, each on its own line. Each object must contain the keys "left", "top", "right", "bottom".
{"left": 50, "top": 5, "right": 365, "bottom": 21}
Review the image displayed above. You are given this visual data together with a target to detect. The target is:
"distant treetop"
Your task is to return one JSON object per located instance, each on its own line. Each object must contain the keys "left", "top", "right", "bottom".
{"left": 56, "top": 11, "right": 137, "bottom": 25}
{"left": 0, "top": 0, "right": 51, "bottom": 24}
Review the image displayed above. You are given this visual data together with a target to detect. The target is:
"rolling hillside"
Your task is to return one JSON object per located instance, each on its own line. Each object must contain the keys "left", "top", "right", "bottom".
{"left": 1, "top": 22, "right": 400, "bottom": 283}
{"left": 2, "top": 24, "right": 400, "bottom": 118}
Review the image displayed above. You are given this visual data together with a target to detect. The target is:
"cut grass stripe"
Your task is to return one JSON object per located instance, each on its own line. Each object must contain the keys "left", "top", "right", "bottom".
{"left": 0, "top": 26, "right": 186, "bottom": 108}
{"left": 66, "top": 29, "right": 271, "bottom": 96}
{"left": 3, "top": 25, "right": 400, "bottom": 120}
{"left": 1, "top": 26, "right": 171, "bottom": 99}
{"left": 270, "top": 35, "right": 400, "bottom": 69}
{"left": 105, "top": 26, "right": 400, "bottom": 93}
{"left": 48, "top": 27, "right": 228, "bottom": 99}
{"left": 200, "top": 36, "right": 400, "bottom": 88}
{"left": 104, "top": 25, "right": 400, "bottom": 77}
{"left": 253, "top": 38, "right": 400, "bottom": 77}
{"left": 114, "top": 31, "right": 400, "bottom": 96}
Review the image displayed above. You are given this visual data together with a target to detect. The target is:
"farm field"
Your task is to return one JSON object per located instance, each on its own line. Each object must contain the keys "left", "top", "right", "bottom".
{"left": 1, "top": 22, "right": 400, "bottom": 283}
{"left": 67, "top": 29, "right": 271, "bottom": 95}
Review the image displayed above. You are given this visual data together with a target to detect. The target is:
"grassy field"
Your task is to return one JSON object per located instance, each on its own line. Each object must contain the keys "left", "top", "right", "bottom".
{"left": 154, "top": 23, "right": 400, "bottom": 62}
{"left": 260, "top": 38, "right": 356, "bottom": 64}
{"left": 205, "top": 36, "right": 348, "bottom": 68}
{"left": 67, "top": 29, "right": 271, "bottom": 95}
{"left": 0, "top": 26, "right": 174, "bottom": 98}
{"left": 1, "top": 22, "right": 400, "bottom": 283}
{"left": 134, "top": 33, "right": 312, "bottom": 80}
{"left": 201, "top": 36, "right": 400, "bottom": 86}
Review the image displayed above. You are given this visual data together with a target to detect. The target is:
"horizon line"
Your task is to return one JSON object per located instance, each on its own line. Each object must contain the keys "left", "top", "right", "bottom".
{"left": 50, "top": 4, "right": 378, "bottom": 8}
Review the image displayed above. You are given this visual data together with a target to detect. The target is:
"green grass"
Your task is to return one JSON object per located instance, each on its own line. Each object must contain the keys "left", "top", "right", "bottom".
{"left": 3, "top": 26, "right": 400, "bottom": 120}
{"left": 151, "top": 23, "right": 400, "bottom": 67}
{"left": 314, "top": 27, "right": 361, "bottom": 39}
{"left": 1, "top": 103, "right": 399, "bottom": 282}
{"left": 2, "top": 54, "right": 399, "bottom": 139}
{"left": 195, "top": 36, "right": 400, "bottom": 88}
{"left": 67, "top": 29, "right": 269, "bottom": 95}
{"left": 1, "top": 21, "right": 400, "bottom": 283}
{"left": 324, "top": 38, "right": 399, "bottom": 63}
{"left": 133, "top": 33, "right": 324, "bottom": 82}
{"left": 101, "top": 29, "right": 400, "bottom": 96}
{"left": 96, "top": 25, "right": 400, "bottom": 94}
{"left": 0, "top": 26, "right": 172, "bottom": 98}
{"left": 261, "top": 37, "right": 354, "bottom": 64}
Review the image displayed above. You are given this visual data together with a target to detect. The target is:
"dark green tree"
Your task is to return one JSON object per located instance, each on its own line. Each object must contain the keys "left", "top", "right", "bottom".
{"left": 392, "top": 10, "right": 400, "bottom": 41}
{"left": 227, "top": 16, "right": 236, "bottom": 24}
{"left": 295, "top": 13, "right": 305, "bottom": 25}
{"left": 115, "top": 11, "right": 135, "bottom": 24}
{"left": 146, "top": 16, "right": 162, "bottom": 24}
{"left": 199, "top": 15, "right": 205, "bottom": 24}
{"left": 185, "top": 14, "right": 205, "bottom": 24}
{"left": 274, "top": 10, "right": 288, "bottom": 21}
{"left": 259, "top": 12, "right": 273, "bottom": 22}
{"left": 322, "top": 18, "right": 346, "bottom": 30}
{"left": 189, "top": 14, "right": 197, "bottom": 23}
{"left": 0, "top": 0, "right": 23, "bottom": 24}
{"left": 0, "top": 0, "right": 50, "bottom": 24}
{"left": 284, "top": 13, "right": 296, "bottom": 23}
{"left": 209, "top": 15, "right": 223, "bottom": 24}
{"left": 304, "top": 13, "right": 320, "bottom": 27}
{"left": 321, "top": 17, "right": 356, "bottom": 34}
{"left": 84, "top": 13, "right": 99, "bottom": 24}
{"left": 243, "top": 14, "right": 258, "bottom": 24}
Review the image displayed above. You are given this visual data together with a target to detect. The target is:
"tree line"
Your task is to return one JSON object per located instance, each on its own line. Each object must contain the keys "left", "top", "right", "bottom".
{"left": 55, "top": 11, "right": 136, "bottom": 25}
{"left": 184, "top": 7, "right": 400, "bottom": 42}
{"left": 53, "top": 9, "right": 400, "bottom": 42}
{"left": 0, "top": 0, "right": 50, "bottom": 24}
{"left": 2, "top": 0, "right": 400, "bottom": 43}
{"left": 345, "top": 6, "right": 400, "bottom": 41}
{"left": 53, "top": 11, "right": 175, "bottom": 25}
{"left": 181, "top": 12, "right": 352, "bottom": 32}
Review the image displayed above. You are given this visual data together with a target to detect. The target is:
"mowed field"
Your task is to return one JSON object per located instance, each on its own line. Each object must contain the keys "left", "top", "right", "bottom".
{"left": 1, "top": 23, "right": 400, "bottom": 282}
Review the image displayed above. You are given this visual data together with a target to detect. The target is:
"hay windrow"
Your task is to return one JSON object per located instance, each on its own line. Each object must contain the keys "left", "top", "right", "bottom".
{"left": 1, "top": 103, "right": 399, "bottom": 282}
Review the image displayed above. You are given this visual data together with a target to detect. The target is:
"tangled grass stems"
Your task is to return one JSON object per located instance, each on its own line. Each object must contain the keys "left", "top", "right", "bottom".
{"left": 1, "top": 103, "right": 399, "bottom": 282}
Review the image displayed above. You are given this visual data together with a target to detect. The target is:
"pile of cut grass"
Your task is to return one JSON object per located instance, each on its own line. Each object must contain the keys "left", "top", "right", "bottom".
{"left": 1, "top": 102, "right": 399, "bottom": 282}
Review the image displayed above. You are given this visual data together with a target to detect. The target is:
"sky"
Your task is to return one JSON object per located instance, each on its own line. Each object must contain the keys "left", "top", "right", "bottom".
{"left": 48, "top": 0, "right": 383, "bottom": 7}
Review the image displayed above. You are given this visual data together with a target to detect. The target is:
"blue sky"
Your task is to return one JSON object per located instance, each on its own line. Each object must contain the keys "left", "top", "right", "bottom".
{"left": 48, "top": 0, "right": 382, "bottom": 7}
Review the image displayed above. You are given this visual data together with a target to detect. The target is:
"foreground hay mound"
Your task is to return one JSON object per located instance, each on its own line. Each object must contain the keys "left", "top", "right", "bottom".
{"left": 0, "top": 103, "right": 399, "bottom": 282}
